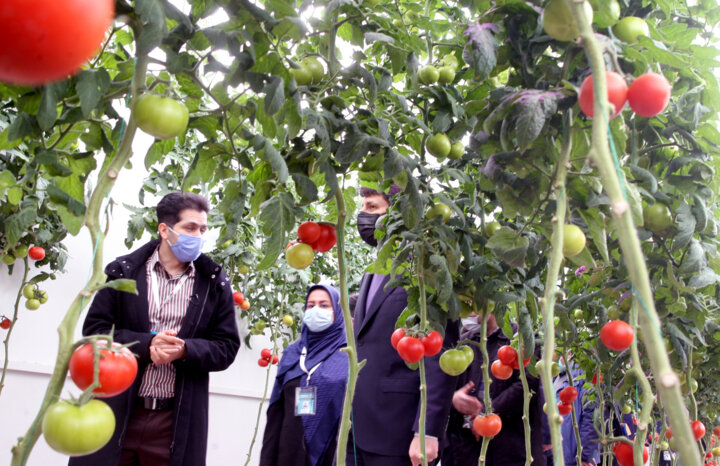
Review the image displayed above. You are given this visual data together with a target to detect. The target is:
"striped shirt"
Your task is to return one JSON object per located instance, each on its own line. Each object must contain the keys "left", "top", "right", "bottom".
{"left": 138, "top": 248, "right": 196, "bottom": 398}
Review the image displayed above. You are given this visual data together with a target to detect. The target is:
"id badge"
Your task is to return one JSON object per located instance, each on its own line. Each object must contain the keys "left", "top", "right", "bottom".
{"left": 663, "top": 451, "right": 672, "bottom": 461}
{"left": 295, "top": 386, "right": 317, "bottom": 416}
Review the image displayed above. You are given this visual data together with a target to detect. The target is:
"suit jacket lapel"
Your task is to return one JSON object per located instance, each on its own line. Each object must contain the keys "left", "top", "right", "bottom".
{"left": 358, "top": 274, "right": 394, "bottom": 336}
{"left": 353, "top": 274, "right": 372, "bottom": 334}
{"left": 133, "top": 266, "right": 151, "bottom": 332}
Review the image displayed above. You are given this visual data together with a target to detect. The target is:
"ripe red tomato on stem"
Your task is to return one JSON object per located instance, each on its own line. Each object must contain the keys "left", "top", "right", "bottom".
{"left": 578, "top": 71, "right": 628, "bottom": 119}
{"left": 473, "top": 413, "right": 502, "bottom": 437}
{"left": 298, "top": 222, "right": 321, "bottom": 245}
{"left": 391, "top": 328, "right": 406, "bottom": 350}
{"left": 559, "top": 386, "right": 578, "bottom": 404}
{"left": 258, "top": 358, "right": 269, "bottom": 367}
{"left": 600, "top": 320, "right": 634, "bottom": 351}
{"left": 312, "top": 224, "right": 337, "bottom": 252}
{"left": 0, "top": 0, "right": 115, "bottom": 85}
{"left": 714, "top": 426, "right": 720, "bottom": 437}
{"left": 692, "top": 420, "right": 706, "bottom": 441}
{"left": 628, "top": 72, "right": 671, "bottom": 118}
{"left": 261, "top": 348, "right": 272, "bottom": 360}
{"left": 497, "top": 345, "right": 518, "bottom": 366}
{"left": 233, "top": 291, "right": 244, "bottom": 305}
{"left": 421, "top": 330, "right": 443, "bottom": 357}
{"left": 396, "top": 336, "right": 425, "bottom": 363}
{"left": 69, "top": 341, "right": 138, "bottom": 398}
{"left": 0, "top": 318, "right": 10, "bottom": 330}
{"left": 271, "top": 354, "right": 279, "bottom": 365}
{"left": 613, "top": 442, "right": 648, "bottom": 466}
{"left": 557, "top": 402, "right": 573, "bottom": 415}
{"left": 491, "top": 360, "right": 513, "bottom": 380}
{"left": 28, "top": 246, "right": 46, "bottom": 261}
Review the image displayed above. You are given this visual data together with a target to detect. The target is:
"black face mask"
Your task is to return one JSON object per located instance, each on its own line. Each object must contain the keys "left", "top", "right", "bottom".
{"left": 357, "top": 212, "right": 381, "bottom": 246}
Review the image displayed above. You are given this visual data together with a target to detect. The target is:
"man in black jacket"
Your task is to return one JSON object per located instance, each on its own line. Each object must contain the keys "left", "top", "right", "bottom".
{"left": 69, "top": 192, "right": 240, "bottom": 466}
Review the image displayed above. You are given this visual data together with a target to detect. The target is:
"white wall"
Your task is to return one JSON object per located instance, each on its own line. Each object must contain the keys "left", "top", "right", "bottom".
{"left": 0, "top": 132, "right": 277, "bottom": 465}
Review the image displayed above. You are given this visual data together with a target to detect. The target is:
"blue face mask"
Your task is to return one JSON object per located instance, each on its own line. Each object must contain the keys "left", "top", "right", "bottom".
{"left": 167, "top": 227, "right": 205, "bottom": 263}
{"left": 303, "top": 306, "right": 334, "bottom": 332}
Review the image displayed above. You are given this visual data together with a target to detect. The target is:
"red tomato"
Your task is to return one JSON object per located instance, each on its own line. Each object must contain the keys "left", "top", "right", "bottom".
{"left": 628, "top": 72, "right": 671, "bottom": 117}
{"left": 396, "top": 336, "right": 425, "bottom": 363}
{"left": 261, "top": 348, "right": 272, "bottom": 360}
{"left": 558, "top": 386, "right": 578, "bottom": 404}
{"left": 491, "top": 360, "right": 513, "bottom": 380}
{"left": 600, "top": 320, "right": 634, "bottom": 351}
{"left": 578, "top": 71, "right": 628, "bottom": 119}
{"left": 313, "top": 224, "right": 337, "bottom": 252}
{"left": 233, "top": 291, "right": 244, "bottom": 305}
{"left": 714, "top": 426, "right": 720, "bottom": 437}
{"left": 0, "top": 318, "right": 10, "bottom": 330}
{"left": 473, "top": 413, "right": 502, "bottom": 437}
{"left": 421, "top": 331, "right": 443, "bottom": 357}
{"left": 666, "top": 427, "right": 673, "bottom": 439}
{"left": 28, "top": 246, "right": 46, "bottom": 261}
{"left": 297, "top": 222, "right": 321, "bottom": 245}
{"left": 613, "top": 442, "right": 648, "bottom": 466}
{"left": 497, "top": 345, "right": 518, "bottom": 366}
{"left": 692, "top": 421, "right": 706, "bottom": 441}
{"left": 592, "top": 372, "right": 603, "bottom": 385}
{"left": 0, "top": 0, "right": 115, "bottom": 85}
{"left": 271, "top": 354, "right": 279, "bottom": 365}
{"left": 258, "top": 358, "right": 269, "bottom": 367}
{"left": 69, "top": 341, "right": 138, "bottom": 398}
{"left": 391, "top": 328, "right": 406, "bottom": 350}
{"left": 557, "top": 402, "right": 573, "bottom": 415}
{"left": 240, "top": 299, "right": 251, "bottom": 310}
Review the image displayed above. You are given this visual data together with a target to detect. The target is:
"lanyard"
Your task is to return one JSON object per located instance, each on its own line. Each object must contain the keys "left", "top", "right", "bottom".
{"left": 299, "top": 347, "right": 322, "bottom": 386}
{"left": 150, "top": 267, "right": 190, "bottom": 312}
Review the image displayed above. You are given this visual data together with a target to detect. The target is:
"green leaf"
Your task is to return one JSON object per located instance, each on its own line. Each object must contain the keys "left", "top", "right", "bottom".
{"left": 514, "top": 90, "right": 561, "bottom": 150}
{"left": 578, "top": 209, "right": 609, "bottom": 264}
{"left": 76, "top": 69, "right": 111, "bottom": 117}
{"left": 4, "top": 204, "right": 36, "bottom": 245}
{"left": 486, "top": 227, "right": 529, "bottom": 268}
{"left": 101, "top": 279, "right": 139, "bottom": 295}
{"left": 679, "top": 239, "right": 705, "bottom": 275}
{"left": 257, "top": 192, "right": 297, "bottom": 269}
{"left": 254, "top": 136, "right": 288, "bottom": 183}
{"left": 263, "top": 76, "right": 285, "bottom": 116}
{"left": 462, "top": 23, "right": 498, "bottom": 81}
{"left": 37, "top": 82, "right": 67, "bottom": 130}
{"left": 429, "top": 254, "right": 453, "bottom": 303}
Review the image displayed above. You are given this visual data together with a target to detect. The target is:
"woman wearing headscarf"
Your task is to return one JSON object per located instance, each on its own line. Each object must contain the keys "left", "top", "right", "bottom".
{"left": 260, "top": 284, "right": 348, "bottom": 466}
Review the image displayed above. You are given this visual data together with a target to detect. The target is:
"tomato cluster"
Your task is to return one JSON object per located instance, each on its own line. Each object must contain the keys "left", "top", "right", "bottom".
{"left": 258, "top": 348, "right": 279, "bottom": 367}
{"left": 439, "top": 345, "right": 475, "bottom": 376}
{"left": 22, "top": 284, "right": 49, "bottom": 311}
{"left": 1, "top": 245, "right": 45, "bottom": 265}
{"left": 68, "top": 341, "right": 138, "bottom": 398}
{"left": 286, "top": 222, "right": 337, "bottom": 270}
{"left": 556, "top": 386, "right": 578, "bottom": 415}
{"left": 578, "top": 71, "right": 671, "bottom": 120}
{"left": 391, "top": 328, "right": 443, "bottom": 363}
{"left": 233, "top": 291, "right": 250, "bottom": 311}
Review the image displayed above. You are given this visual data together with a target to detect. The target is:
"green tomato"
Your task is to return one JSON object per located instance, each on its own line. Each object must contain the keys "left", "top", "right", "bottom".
{"left": 42, "top": 399, "right": 115, "bottom": 456}
{"left": 302, "top": 57, "right": 325, "bottom": 84}
{"left": 238, "top": 264, "right": 250, "bottom": 275}
{"left": 485, "top": 221, "right": 501, "bottom": 236}
{"left": 426, "top": 203, "right": 452, "bottom": 223}
{"left": 437, "top": 66, "right": 455, "bottom": 84}
{"left": 589, "top": 0, "right": 620, "bottom": 28}
{"left": 644, "top": 204, "right": 673, "bottom": 235}
{"left": 219, "top": 239, "right": 232, "bottom": 249}
{"left": 459, "top": 345, "right": 474, "bottom": 364}
{"left": 573, "top": 309, "right": 584, "bottom": 320}
{"left": 37, "top": 289, "right": 48, "bottom": 304}
{"left": 542, "top": 0, "right": 593, "bottom": 42}
{"left": 14, "top": 245, "right": 28, "bottom": 258}
{"left": 613, "top": 17, "right": 650, "bottom": 43}
{"left": 425, "top": 133, "right": 451, "bottom": 159}
{"left": 448, "top": 141, "right": 464, "bottom": 160}
{"left": 562, "top": 224, "right": 586, "bottom": 257}
{"left": 2, "top": 254, "right": 15, "bottom": 265}
{"left": 441, "top": 54, "right": 459, "bottom": 70}
{"left": 551, "top": 362, "right": 562, "bottom": 377}
{"left": 23, "top": 284, "right": 35, "bottom": 299}
{"left": 418, "top": 65, "right": 439, "bottom": 85}
{"left": 622, "top": 404, "right": 633, "bottom": 414}
{"left": 286, "top": 243, "right": 315, "bottom": 270}
{"left": 282, "top": 315, "right": 294, "bottom": 326}
{"left": 440, "top": 349, "right": 469, "bottom": 376}
{"left": 134, "top": 94, "right": 189, "bottom": 140}
{"left": 25, "top": 298, "right": 41, "bottom": 310}
{"left": 291, "top": 65, "right": 313, "bottom": 86}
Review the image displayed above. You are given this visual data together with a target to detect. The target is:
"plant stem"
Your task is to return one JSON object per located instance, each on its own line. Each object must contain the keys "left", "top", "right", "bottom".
{"left": 517, "top": 331, "right": 533, "bottom": 466}
{"left": 416, "top": 246, "right": 428, "bottom": 466}
{"left": 538, "top": 110, "right": 572, "bottom": 466}
{"left": 0, "top": 258, "right": 29, "bottom": 398}
{"left": 10, "top": 54, "right": 149, "bottom": 466}
{"left": 569, "top": 4, "right": 700, "bottom": 466}
{"left": 243, "top": 328, "right": 276, "bottom": 466}
{"left": 334, "top": 186, "right": 364, "bottom": 466}
{"left": 630, "top": 301, "right": 656, "bottom": 466}
{"left": 478, "top": 304, "right": 492, "bottom": 466}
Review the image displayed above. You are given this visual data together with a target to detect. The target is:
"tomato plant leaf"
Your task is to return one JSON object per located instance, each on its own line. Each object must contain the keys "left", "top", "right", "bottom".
{"left": 135, "top": 0, "right": 168, "bottom": 55}
{"left": 486, "top": 228, "right": 529, "bottom": 268}
{"left": 263, "top": 76, "right": 285, "bottom": 116}
{"left": 514, "top": 90, "right": 562, "bottom": 151}
{"left": 462, "top": 22, "right": 498, "bottom": 82}
{"left": 257, "top": 192, "right": 297, "bottom": 269}
{"left": 679, "top": 239, "right": 705, "bottom": 275}
{"left": 76, "top": 70, "right": 111, "bottom": 118}
{"left": 673, "top": 202, "right": 697, "bottom": 252}
{"left": 688, "top": 267, "right": 719, "bottom": 289}
{"left": 4, "top": 204, "right": 36, "bottom": 246}
{"left": 517, "top": 304, "right": 535, "bottom": 358}
{"left": 578, "top": 209, "right": 609, "bottom": 264}
{"left": 38, "top": 82, "right": 67, "bottom": 131}
{"left": 254, "top": 136, "right": 288, "bottom": 183}
{"left": 101, "top": 279, "right": 139, "bottom": 295}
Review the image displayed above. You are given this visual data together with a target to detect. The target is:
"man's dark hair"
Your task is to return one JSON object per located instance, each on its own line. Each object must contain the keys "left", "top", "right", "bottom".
{"left": 156, "top": 192, "right": 210, "bottom": 226}
{"left": 359, "top": 184, "right": 402, "bottom": 203}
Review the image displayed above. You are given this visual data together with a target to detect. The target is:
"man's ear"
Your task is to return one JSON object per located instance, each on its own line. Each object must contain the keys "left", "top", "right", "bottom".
{"left": 158, "top": 223, "right": 169, "bottom": 241}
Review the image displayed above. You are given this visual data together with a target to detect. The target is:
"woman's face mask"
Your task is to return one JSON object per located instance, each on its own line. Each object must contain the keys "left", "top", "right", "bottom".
{"left": 303, "top": 305, "right": 334, "bottom": 332}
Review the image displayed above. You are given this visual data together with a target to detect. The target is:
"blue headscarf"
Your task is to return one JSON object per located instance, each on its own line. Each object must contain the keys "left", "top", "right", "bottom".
{"left": 269, "top": 284, "right": 348, "bottom": 466}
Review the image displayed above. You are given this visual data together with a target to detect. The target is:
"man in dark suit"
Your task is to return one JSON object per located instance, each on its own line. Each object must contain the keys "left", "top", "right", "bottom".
{"left": 348, "top": 186, "right": 458, "bottom": 466}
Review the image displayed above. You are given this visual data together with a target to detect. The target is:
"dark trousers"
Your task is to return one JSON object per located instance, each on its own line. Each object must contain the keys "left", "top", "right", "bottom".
{"left": 345, "top": 433, "right": 438, "bottom": 466}
{"left": 119, "top": 406, "right": 173, "bottom": 466}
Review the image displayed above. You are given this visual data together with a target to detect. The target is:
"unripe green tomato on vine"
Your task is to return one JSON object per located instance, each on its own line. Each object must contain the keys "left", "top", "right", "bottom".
{"left": 589, "top": 0, "right": 620, "bottom": 28}
{"left": 562, "top": 224, "right": 586, "bottom": 257}
{"left": 542, "top": 0, "right": 593, "bottom": 42}
{"left": 613, "top": 17, "right": 650, "bottom": 44}
{"left": 134, "top": 94, "right": 189, "bottom": 140}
